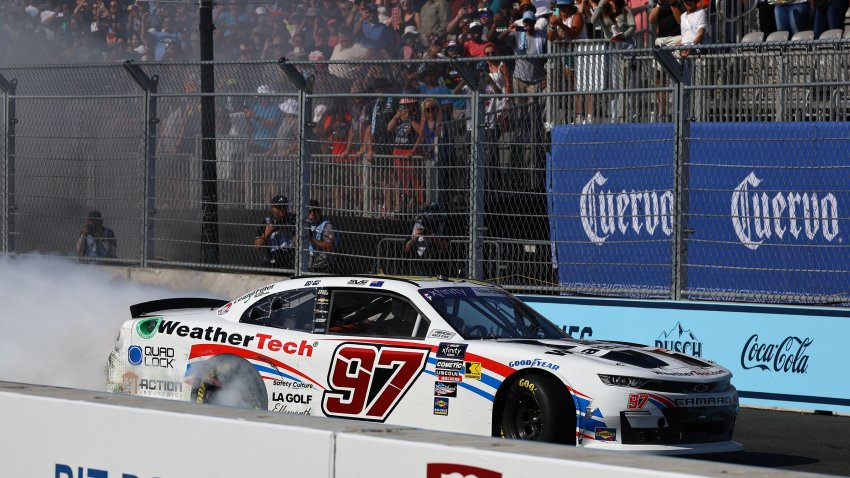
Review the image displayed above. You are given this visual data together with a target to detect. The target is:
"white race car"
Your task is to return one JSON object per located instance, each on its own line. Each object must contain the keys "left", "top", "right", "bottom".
{"left": 106, "top": 276, "right": 742, "bottom": 454}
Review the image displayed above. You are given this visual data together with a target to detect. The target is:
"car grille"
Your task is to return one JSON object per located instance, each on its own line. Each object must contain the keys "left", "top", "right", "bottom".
{"left": 639, "top": 379, "right": 730, "bottom": 394}
{"left": 620, "top": 406, "right": 736, "bottom": 445}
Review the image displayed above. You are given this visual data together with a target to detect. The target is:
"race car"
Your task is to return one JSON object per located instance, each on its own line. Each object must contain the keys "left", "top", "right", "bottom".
{"left": 106, "top": 276, "right": 742, "bottom": 454}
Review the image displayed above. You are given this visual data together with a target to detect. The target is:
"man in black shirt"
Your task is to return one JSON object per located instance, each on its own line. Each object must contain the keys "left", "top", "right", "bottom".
{"left": 254, "top": 195, "right": 295, "bottom": 268}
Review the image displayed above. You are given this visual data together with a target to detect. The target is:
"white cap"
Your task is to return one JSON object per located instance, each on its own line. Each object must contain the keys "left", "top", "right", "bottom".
{"left": 403, "top": 25, "right": 419, "bottom": 36}
{"left": 279, "top": 98, "right": 299, "bottom": 115}
{"left": 256, "top": 84, "right": 274, "bottom": 94}
{"left": 255, "top": 6, "right": 268, "bottom": 15}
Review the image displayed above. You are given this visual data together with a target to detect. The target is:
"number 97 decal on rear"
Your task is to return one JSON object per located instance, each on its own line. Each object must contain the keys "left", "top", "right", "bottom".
{"left": 322, "top": 343, "right": 431, "bottom": 421}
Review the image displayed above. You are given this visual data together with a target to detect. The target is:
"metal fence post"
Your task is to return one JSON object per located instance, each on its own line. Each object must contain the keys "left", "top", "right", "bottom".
{"left": 124, "top": 61, "right": 159, "bottom": 267}
{"left": 0, "top": 74, "right": 17, "bottom": 254}
{"left": 653, "top": 47, "right": 688, "bottom": 300}
{"left": 278, "top": 58, "right": 310, "bottom": 275}
{"left": 457, "top": 61, "right": 485, "bottom": 281}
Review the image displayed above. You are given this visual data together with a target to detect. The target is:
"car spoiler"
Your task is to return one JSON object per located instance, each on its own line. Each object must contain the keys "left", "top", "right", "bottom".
{"left": 130, "top": 298, "right": 229, "bottom": 318}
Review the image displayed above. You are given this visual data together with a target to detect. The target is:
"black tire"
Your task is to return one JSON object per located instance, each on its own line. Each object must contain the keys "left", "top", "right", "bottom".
{"left": 500, "top": 374, "right": 575, "bottom": 444}
{"left": 190, "top": 354, "right": 268, "bottom": 410}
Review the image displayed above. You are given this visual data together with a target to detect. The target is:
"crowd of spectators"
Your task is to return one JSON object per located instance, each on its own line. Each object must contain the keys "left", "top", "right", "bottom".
{"left": 0, "top": 0, "right": 663, "bottom": 65}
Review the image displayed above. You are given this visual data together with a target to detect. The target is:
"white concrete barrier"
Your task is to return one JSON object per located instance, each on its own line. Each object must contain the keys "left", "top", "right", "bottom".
{"left": 0, "top": 382, "right": 822, "bottom": 478}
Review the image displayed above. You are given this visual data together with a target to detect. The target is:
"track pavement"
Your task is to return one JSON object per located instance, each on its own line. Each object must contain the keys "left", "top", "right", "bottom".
{"left": 689, "top": 408, "right": 850, "bottom": 477}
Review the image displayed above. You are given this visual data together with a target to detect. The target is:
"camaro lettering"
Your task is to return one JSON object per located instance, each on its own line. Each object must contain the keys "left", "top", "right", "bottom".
{"left": 674, "top": 396, "right": 734, "bottom": 407}
{"left": 158, "top": 321, "right": 313, "bottom": 356}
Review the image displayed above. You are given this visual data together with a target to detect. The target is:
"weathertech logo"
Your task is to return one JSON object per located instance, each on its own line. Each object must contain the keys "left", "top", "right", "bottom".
{"left": 732, "top": 172, "right": 839, "bottom": 250}
{"left": 580, "top": 172, "right": 675, "bottom": 245}
{"left": 426, "top": 464, "right": 502, "bottom": 478}
{"left": 656, "top": 322, "right": 703, "bottom": 357}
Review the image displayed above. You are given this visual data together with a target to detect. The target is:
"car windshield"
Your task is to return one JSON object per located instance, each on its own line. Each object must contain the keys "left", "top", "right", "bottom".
{"left": 420, "top": 287, "right": 567, "bottom": 340}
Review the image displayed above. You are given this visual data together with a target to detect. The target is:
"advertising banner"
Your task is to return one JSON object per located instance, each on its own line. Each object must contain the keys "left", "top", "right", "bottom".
{"left": 686, "top": 122, "right": 850, "bottom": 302}
{"left": 547, "top": 124, "right": 676, "bottom": 296}
{"left": 523, "top": 296, "right": 850, "bottom": 414}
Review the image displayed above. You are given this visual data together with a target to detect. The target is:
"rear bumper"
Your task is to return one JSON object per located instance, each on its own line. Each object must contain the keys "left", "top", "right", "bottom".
{"left": 583, "top": 440, "right": 744, "bottom": 455}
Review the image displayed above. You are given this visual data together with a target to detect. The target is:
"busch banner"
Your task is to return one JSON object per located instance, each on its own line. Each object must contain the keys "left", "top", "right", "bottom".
{"left": 547, "top": 124, "right": 676, "bottom": 295}
{"left": 686, "top": 122, "right": 850, "bottom": 302}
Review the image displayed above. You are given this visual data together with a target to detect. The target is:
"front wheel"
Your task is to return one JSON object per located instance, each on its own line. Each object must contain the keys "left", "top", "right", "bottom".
{"left": 500, "top": 374, "right": 575, "bottom": 444}
{"left": 190, "top": 354, "right": 268, "bottom": 410}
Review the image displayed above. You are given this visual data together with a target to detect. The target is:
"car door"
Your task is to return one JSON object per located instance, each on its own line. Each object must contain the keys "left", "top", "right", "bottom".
{"left": 316, "top": 288, "right": 433, "bottom": 425}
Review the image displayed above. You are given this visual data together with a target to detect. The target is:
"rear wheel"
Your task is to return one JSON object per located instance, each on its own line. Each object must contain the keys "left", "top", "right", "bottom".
{"left": 500, "top": 374, "right": 575, "bottom": 444}
{"left": 190, "top": 355, "right": 268, "bottom": 410}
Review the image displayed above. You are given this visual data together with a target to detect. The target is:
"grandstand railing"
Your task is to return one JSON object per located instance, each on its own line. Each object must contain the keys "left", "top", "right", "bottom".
{"left": 1, "top": 39, "right": 850, "bottom": 305}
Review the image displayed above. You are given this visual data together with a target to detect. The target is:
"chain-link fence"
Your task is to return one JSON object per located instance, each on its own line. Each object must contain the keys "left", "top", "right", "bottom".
{"left": 1, "top": 38, "right": 849, "bottom": 304}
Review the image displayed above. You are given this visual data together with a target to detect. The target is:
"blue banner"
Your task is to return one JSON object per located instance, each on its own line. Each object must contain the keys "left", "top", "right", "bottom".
{"left": 522, "top": 296, "right": 850, "bottom": 414}
{"left": 547, "top": 124, "right": 675, "bottom": 295}
{"left": 686, "top": 122, "right": 850, "bottom": 302}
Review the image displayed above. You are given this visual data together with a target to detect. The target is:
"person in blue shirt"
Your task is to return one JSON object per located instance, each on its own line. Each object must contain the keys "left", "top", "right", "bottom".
{"left": 244, "top": 84, "right": 282, "bottom": 154}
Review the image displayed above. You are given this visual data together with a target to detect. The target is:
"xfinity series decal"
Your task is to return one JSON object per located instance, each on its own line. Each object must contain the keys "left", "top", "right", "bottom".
{"left": 322, "top": 343, "right": 430, "bottom": 422}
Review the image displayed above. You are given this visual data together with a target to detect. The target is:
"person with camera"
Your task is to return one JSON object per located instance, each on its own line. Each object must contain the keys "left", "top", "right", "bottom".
{"left": 404, "top": 203, "right": 450, "bottom": 276}
{"left": 254, "top": 195, "right": 295, "bottom": 268}
{"left": 304, "top": 199, "right": 336, "bottom": 273}
{"left": 76, "top": 210, "right": 117, "bottom": 259}
{"left": 651, "top": 0, "right": 683, "bottom": 47}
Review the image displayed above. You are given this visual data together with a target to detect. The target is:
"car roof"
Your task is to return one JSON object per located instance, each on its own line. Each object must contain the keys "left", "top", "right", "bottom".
{"left": 216, "top": 275, "right": 504, "bottom": 320}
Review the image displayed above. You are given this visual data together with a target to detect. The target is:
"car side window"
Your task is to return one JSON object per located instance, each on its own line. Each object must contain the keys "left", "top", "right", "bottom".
{"left": 240, "top": 289, "right": 316, "bottom": 331}
{"left": 326, "top": 290, "right": 429, "bottom": 338}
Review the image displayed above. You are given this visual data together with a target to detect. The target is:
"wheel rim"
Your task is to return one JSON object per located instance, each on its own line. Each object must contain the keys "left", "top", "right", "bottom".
{"left": 511, "top": 393, "right": 544, "bottom": 440}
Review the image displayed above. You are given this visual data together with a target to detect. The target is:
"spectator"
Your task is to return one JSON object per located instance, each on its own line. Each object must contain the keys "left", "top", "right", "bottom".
{"left": 304, "top": 199, "right": 336, "bottom": 273}
{"left": 254, "top": 195, "right": 295, "bottom": 268}
{"left": 329, "top": 25, "right": 373, "bottom": 79}
{"left": 464, "top": 21, "right": 494, "bottom": 57}
{"left": 388, "top": 96, "right": 424, "bottom": 213}
{"left": 677, "top": 0, "right": 706, "bottom": 58}
{"left": 813, "top": 0, "right": 847, "bottom": 38}
{"left": 401, "top": 25, "right": 423, "bottom": 58}
{"left": 319, "top": 101, "right": 356, "bottom": 210}
{"left": 244, "top": 84, "right": 282, "bottom": 155}
{"left": 76, "top": 210, "right": 117, "bottom": 258}
{"left": 503, "top": 11, "right": 548, "bottom": 94}
{"left": 404, "top": 204, "right": 451, "bottom": 276}
{"left": 354, "top": 2, "right": 397, "bottom": 55}
{"left": 147, "top": 17, "right": 180, "bottom": 61}
{"left": 397, "top": 0, "right": 421, "bottom": 35}
{"left": 420, "top": 0, "right": 451, "bottom": 46}
{"left": 549, "top": 0, "right": 587, "bottom": 42}
{"left": 650, "top": 0, "right": 683, "bottom": 47}
{"left": 418, "top": 66, "right": 453, "bottom": 110}
{"left": 771, "top": 0, "right": 810, "bottom": 36}
{"left": 591, "top": 0, "right": 636, "bottom": 47}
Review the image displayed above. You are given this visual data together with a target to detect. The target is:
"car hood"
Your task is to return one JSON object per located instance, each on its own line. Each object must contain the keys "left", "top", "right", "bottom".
{"left": 488, "top": 337, "right": 732, "bottom": 382}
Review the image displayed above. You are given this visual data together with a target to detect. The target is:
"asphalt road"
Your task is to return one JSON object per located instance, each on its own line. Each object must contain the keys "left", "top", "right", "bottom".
{"left": 686, "top": 408, "right": 850, "bottom": 477}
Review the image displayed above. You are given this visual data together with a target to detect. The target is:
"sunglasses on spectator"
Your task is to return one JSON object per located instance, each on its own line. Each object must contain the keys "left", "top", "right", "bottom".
{"left": 484, "top": 50, "right": 496, "bottom": 55}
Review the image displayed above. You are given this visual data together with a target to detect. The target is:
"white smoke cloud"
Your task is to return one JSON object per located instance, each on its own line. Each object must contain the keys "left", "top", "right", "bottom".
{"left": 0, "top": 254, "right": 211, "bottom": 391}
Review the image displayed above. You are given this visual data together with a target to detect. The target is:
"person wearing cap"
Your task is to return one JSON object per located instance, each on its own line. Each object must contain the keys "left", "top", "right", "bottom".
{"left": 463, "top": 21, "right": 495, "bottom": 57}
{"left": 254, "top": 195, "right": 295, "bottom": 268}
{"left": 420, "top": 0, "right": 450, "bottom": 46}
{"left": 388, "top": 94, "right": 424, "bottom": 214}
{"left": 304, "top": 199, "right": 336, "bottom": 273}
{"left": 501, "top": 10, "right": 548, "bottom": 96}
{"left": 548, "top": 0, "right": 586, "bottom": 41}
{"left": 401, "top": 25, "right": 422, "bottom": 59}
{"left": 76, "top": 210, "right": 117, "bottom": 258}
{"left": 244, "top": 85, "right": 282, "bottom": 155}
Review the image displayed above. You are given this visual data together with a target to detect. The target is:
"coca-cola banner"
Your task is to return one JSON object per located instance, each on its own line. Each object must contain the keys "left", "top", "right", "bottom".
{"left": 686, "top": 122, "right": 850, "bottom": 302}
{"left": 547, "top": 124, "right": 676, "bottom": 296}
{"left": 522, "top": 296, "right": 850, "bottom": 414}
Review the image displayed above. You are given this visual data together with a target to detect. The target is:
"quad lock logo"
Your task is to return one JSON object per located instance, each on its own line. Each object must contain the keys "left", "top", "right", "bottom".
{"left": 656, "top": 322, "right": 703, "bottom": 357}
